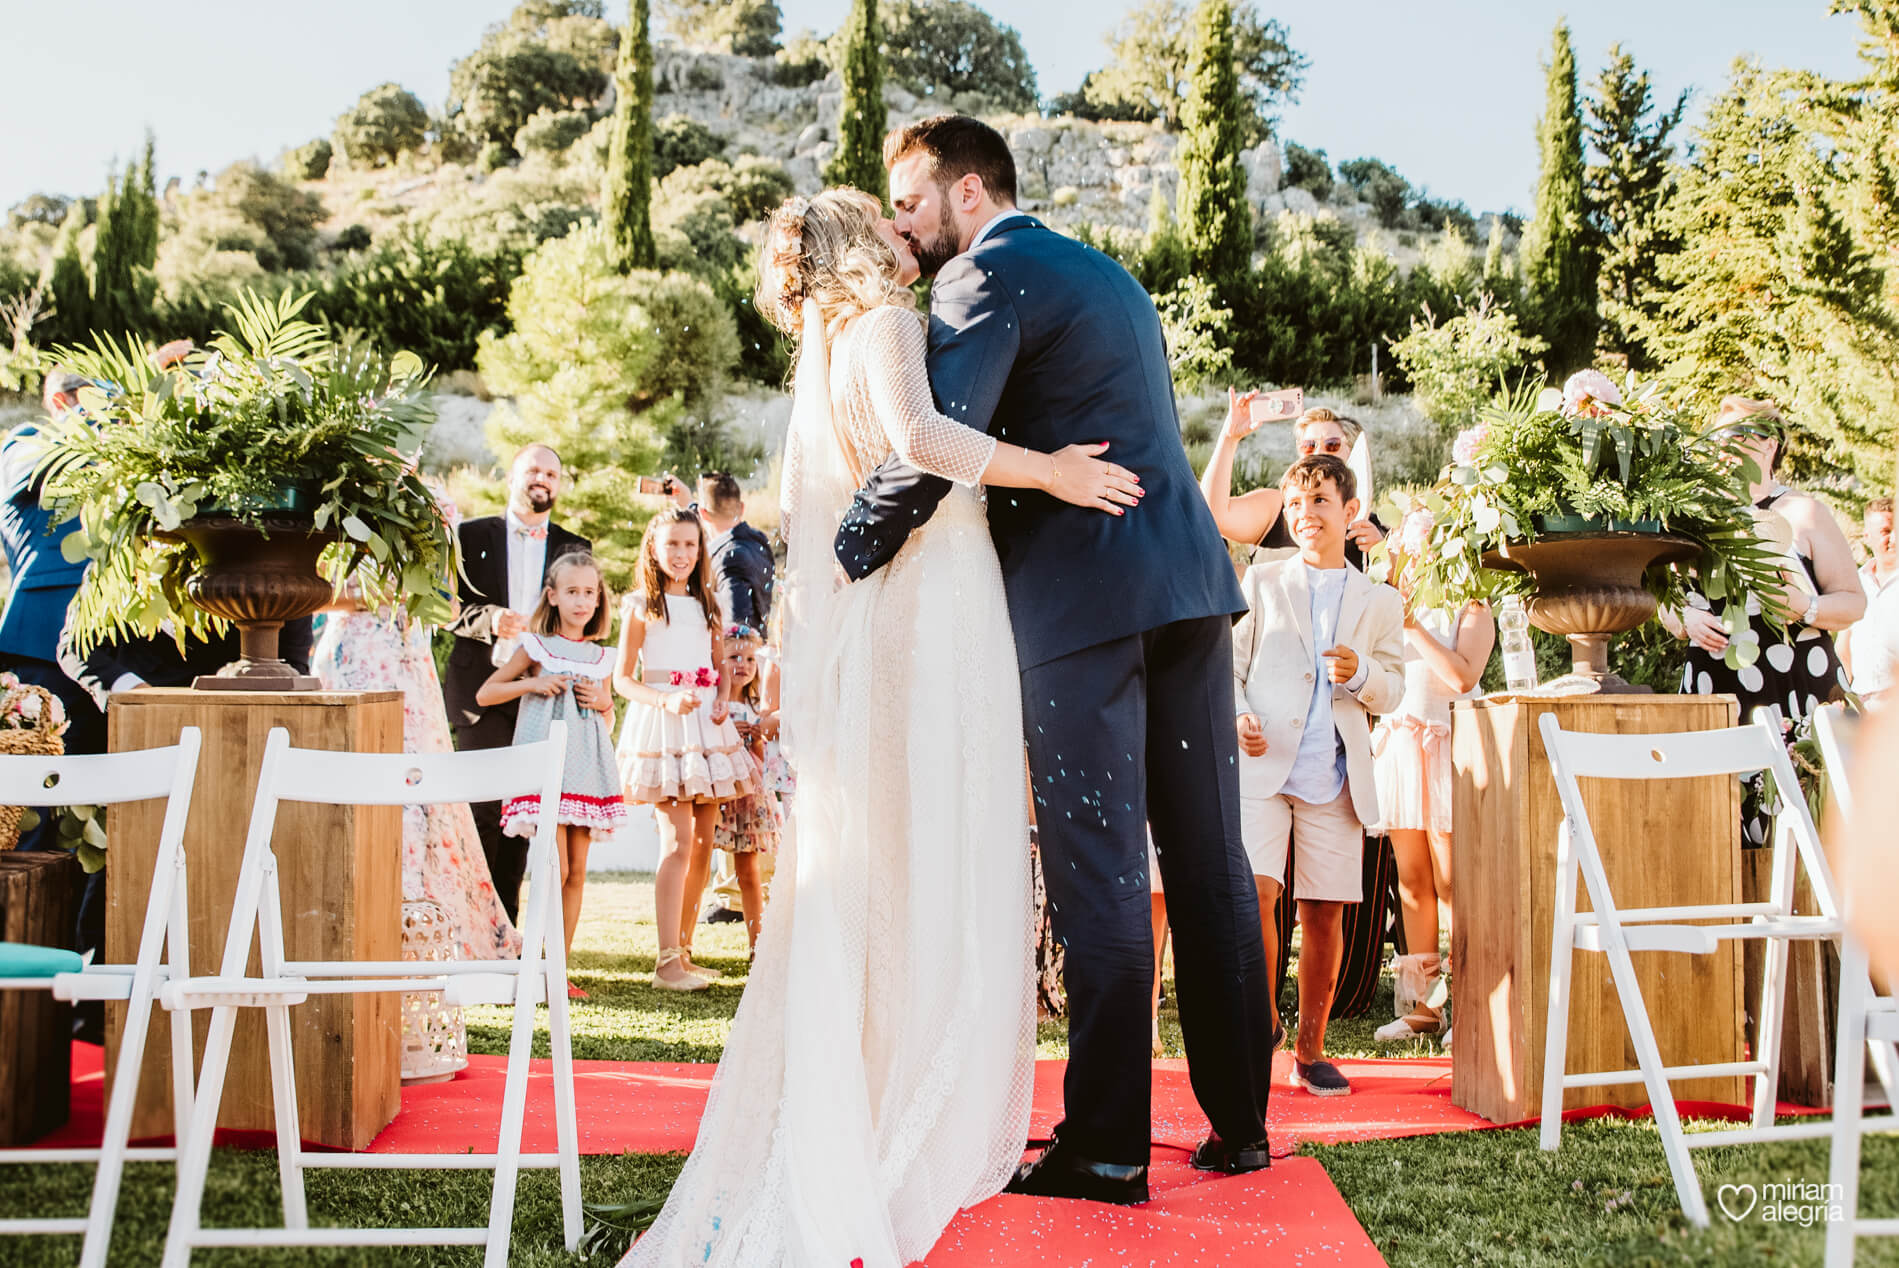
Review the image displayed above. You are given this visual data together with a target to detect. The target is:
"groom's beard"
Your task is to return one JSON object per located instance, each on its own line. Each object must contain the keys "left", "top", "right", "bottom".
{"left": 909, "top": 198, "right": 960, "bottom": 278}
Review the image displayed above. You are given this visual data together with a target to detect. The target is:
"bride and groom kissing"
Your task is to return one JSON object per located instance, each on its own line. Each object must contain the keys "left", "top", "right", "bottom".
{"left": 622, "top": 115, "right": 1276, "bottom": 1267}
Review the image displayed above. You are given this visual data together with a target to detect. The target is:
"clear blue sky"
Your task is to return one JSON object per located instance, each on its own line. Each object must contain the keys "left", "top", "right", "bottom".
{"left": 0, "top": 1, "right": 1867, "bottom": 216}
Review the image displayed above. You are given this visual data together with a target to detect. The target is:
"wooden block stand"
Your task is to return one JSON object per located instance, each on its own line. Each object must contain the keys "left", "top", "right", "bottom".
{"left": 106, "top": 690, "right": 403, "bottom": 1149}
{"left": 1451, "top": 693, "right": 1746, "bottom": 1124}
{"left": 0, "top": 850, "right": 82, "bottom": 1145}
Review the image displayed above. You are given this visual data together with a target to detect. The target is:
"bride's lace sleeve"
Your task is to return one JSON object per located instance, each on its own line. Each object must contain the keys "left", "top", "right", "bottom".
{"left": 859, "top": 307, "right": 998, "bottom": 487}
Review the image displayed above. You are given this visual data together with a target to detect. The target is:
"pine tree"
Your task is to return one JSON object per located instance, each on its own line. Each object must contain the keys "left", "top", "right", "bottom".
{"left": 90, "top": 133, "right": 160, "bottom": 339}
{"left": 1520, "top": 20, "right": 1598, "bottom": 376}
{"left": 1584, "top": 45, "right": 1686, "bottom": 371}
{"left": 604, "top": 0, "right": 657, "bottom": 271}
{"left": 824, "top": 0, "right": 887, "bottom": 197}
{"left": 1175, "top": 0, "right": 1251, "bottom": 293}
{"left": 42, "top": 203, "right": 92, "bottom": 348}
{"left": 1650, "top": 61, "right": 1899, "bottom": 486}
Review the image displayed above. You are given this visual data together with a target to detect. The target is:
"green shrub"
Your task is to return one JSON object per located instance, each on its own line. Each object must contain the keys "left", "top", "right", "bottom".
{"left": 653, "top": 114, "right": 727, "bottom": 179}
{"left": 684, "top": 63, "right": 724, "bottom": 92}
{"left": 773, "top": 30, "right": 830, "bottom": 85}
{"left": 515, "top": 107, "right": 595, "bottom": 156}
{"left": 333, "top": 83, "right": 430, "bottom": 168}
{"left": 1282, "top": 142, "right": 1332, "bottom": 201}
{"left": 310, "top": 227, "right": 522, "bottom": 371}
{"left": 1156, "top": 276, "right": 1236, "bottom": 392}
{"left": 446, "top": 2, "right": 616, "bottom": 152}
{"left": 331, "top": 224, "right": 373, "bottom": 252}
{"left": 281, "top": 138, "right": 334, "bottom": 181}
{"left": 658, "top": 156, "right": 794, "bottom": 227}
{"left": 877, "top": 0, "right": 1038, "bottom": 114}
{"left": 1339, "top": 156, "right": 1410, "bottom": 229}
{"left": 1388, "top": 295, "right": 1547, "bottom": 437}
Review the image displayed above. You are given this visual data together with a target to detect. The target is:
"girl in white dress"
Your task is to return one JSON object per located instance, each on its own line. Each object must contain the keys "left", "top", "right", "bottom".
{"left": 615, "top": 190, "right": 1138, "bottom": 1267}
{"left": 614, "top": 507, "right": 757, "bottom": 991}
{"left": 1372, "top": 509, "right": 1494, "bottom": 1044}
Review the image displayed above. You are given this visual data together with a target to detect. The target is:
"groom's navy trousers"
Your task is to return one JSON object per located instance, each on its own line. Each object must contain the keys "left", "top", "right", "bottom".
{"left": 836, "top": 214, "right": 1276, "bottom": 1166}
{"left": 1021, "top": 614, "right": 1274, "bottom": 1164}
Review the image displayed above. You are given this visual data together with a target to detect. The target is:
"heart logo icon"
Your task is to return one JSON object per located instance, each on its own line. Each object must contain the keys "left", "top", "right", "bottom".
{"left": 1716, "top": 1183, "right": 1758, "bottom": 1221}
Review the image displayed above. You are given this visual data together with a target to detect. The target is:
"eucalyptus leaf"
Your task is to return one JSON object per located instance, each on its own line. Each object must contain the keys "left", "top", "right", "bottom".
{"left": 342, "top": 514, "right": 371, "bottom": 542}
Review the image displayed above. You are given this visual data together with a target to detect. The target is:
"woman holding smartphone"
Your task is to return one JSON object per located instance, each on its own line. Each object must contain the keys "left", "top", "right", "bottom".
{"left": 1199, "top": 394, "right": 1385, "bottom": 564}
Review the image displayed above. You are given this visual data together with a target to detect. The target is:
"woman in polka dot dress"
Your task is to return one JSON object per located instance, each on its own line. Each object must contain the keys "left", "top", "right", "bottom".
{"left": 1667, "top": 399, "right": 1865, "bottom": 844}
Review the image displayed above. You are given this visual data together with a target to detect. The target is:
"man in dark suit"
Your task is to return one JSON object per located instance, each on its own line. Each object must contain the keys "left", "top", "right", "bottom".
{"left": 442, "top": 443, "right": 589, "bottom": 922}
{"left": 836, "top": 116, "right": 1276, "bottom": 1202}
{"left": 698, "top": 472, "right": 773, "bottom": 631}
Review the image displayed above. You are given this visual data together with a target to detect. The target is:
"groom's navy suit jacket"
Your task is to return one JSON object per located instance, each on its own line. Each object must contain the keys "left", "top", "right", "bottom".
{"left": 835, "top": 216, "right": 1244, "bottom": 667}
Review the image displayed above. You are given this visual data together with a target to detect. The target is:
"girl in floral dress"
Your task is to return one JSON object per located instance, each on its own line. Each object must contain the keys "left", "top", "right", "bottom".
{"left": 614, "top": 508, "right": 757, "bottom": 990}
{"left": 712, "top": 625, "right": 779, "bottom": 953}
{"left": 311, "top": 521, "right": 520, "bottom": 963}
{"left": 479, "top": 552, "right": 625, "bottom": 988}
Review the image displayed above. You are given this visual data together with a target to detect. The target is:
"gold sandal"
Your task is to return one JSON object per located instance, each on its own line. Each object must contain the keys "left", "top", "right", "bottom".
{"left": 654, "top": 947, "right": 709, "bottom": 992}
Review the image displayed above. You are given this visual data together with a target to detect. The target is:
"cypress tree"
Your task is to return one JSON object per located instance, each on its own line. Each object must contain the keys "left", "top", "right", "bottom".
{"left": 824, "top": 0, "right": 887, "bottom": 197}
{"left": 91, "top": 133, "right": 159, "bottom": 340}
{"left": 42, "top": 203, "right": 92, "bottom": 348}
{"left": 604, "top": 0, "right": 657, "bottom": 271}
{"left": 1521, "top": 20, "right": 1599, "bottom": 375}
{"left": 1584, "top": 45, "right": 1686, "bottom": 371}
{"left": 1481, "top": 215, "right": 1515, "bottom": 302}
{"left": 1175, "top": 0, "right": 1251, "bottom": 294}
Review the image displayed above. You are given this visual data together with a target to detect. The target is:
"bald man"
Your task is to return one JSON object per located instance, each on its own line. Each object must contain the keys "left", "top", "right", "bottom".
{"left": 443, "top": 444, "right": 590, "bottom": 921}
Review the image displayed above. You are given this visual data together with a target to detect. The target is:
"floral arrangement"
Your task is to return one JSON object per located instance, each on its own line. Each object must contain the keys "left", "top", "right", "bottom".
{"left": 666, "top": 667, "right": 720, "bottom": 689}
{"left": 1391, "top": 370, "right": 1787, "bottom": 671}
{"left": 0, "top": 672, "right": 67, "bottom": 736}
{"left": 27, "top": 289, "right": 457, "bottom": 654}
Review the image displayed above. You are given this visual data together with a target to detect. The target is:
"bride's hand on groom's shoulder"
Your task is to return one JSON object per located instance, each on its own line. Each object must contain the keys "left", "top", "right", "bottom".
{"left": 1046, "top": 442, "right": 1144, "bottom": 516}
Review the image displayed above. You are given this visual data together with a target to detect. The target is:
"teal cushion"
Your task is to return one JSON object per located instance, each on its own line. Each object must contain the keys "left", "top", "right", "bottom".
{"left": 0, "top": 942, "right": 85, "bottom": 978}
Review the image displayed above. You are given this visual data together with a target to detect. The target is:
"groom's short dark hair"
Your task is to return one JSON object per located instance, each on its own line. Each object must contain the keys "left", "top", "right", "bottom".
{"left": 883, "top": 115, "right": 1017, "bottom": 206}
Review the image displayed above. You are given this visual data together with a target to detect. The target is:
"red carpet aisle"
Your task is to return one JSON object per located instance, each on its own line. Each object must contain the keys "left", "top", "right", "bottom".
{"left": 48, "top": 1043, "right": 1828, "bottom": 1265}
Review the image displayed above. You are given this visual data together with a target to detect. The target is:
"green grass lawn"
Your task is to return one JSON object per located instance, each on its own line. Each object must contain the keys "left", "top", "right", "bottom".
{"left": 2, "top": 872, "right": 1893, "bottom": 1265}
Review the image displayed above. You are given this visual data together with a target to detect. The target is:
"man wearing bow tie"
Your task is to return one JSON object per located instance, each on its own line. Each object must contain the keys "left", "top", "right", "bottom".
{"left": 443, "top": 443, "right": 590, "bottom": 921}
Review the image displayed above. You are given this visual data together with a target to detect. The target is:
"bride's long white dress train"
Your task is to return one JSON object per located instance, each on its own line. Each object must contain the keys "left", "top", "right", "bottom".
{"left": 622, "top": 302, "right": 1036, "bottom": 1267}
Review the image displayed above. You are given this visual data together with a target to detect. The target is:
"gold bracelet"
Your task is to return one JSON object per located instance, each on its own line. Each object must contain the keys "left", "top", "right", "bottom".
{"left": 1047, "top": 450, "right": 1060, "bottom": 489}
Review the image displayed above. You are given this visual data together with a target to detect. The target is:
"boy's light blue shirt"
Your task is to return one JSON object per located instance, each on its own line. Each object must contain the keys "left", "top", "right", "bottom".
{"left": 1281, "top": 563, "right": 1366, "bottom": 804}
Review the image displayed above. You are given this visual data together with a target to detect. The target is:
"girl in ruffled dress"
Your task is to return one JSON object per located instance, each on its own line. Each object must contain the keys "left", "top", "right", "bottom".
{"left": 614, "top": 508, "right": 757, "bottom": 991}
{"left": 478, "top": 551, "right": 625, "bottom": 993}
{"left": 712, "top": 624, "right": 780, "bottom": 954}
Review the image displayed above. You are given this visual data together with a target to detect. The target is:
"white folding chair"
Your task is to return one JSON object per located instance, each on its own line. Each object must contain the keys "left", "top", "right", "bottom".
{"left": 1536, "top": 710, "right": 1862, "bottom": 1227}
{"left": 159, "top": 723, "right": 575, "bottom": 1268}
{"left": 1814, "top": 704, "right": 1899, "bottom": 1265}
{"left": 0, "top": 728, "right": 202, "bottom": 1268}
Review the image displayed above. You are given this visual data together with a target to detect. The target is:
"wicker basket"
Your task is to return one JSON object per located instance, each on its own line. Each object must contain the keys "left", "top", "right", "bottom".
{"left": 400, "top": 898, "right": 468, "bottom": 1084}
{"left": 0, "top": 684, "right": 67, "bottom": 851}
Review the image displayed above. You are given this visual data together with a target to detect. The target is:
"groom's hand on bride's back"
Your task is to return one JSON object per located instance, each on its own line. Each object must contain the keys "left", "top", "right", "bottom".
{"left": 833, "top": 455, "right": 952, "bottom": 583}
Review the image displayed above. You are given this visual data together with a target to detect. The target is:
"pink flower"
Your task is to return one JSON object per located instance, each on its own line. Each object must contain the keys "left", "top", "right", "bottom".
{"left": 668, "top": 670, "right": 685, "bottom": 687}
{"left": 1396, "top": 508, "right": 1436, "bottom": 558}
{"left": 1452, "top": 424, "right": 1488, "bottom": 466}
{"left": 1562, "top": 369, "right": 1622, "bottom": 418}
{"left": 693, "top": 667, "right": 720, "bottom": 688}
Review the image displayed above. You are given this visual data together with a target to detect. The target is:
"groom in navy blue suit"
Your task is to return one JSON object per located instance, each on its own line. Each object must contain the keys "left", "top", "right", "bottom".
{"left": 835, "top": 116, "right": 1276, "bottom": 1202}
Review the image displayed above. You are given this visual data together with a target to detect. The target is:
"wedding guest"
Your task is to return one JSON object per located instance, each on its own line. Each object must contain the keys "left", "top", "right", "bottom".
{"left": 311, "top": 487, "right": 520, "bottom": 962}
{"left": 0, "top": 373, "right": 106, "bottom": 768}
{"left": 667, "top": 471, "right": 775, "bottom": 630}
{"left": 614, "top": 507, "right": 755, "bottom": 990}
{"left": 1231, "top": 454, "right": 1405, "bottom": 1095}
{"left": 480, "top": 551, "right": 623, "bottom": 993}
{"left": 1840, "top": 496, "right": 1896, "bottom": 693}
{"left": 1663, "top": 397, "right": 1862, "bottom": 843}
{"left": 443, "top": 443, "right": 589, "bottom": 923}
{"left": 709, "top": 624, "right": 778, "bottom": 954}
{"left": 1201, "top": 398, "right": 1384, "bottom": 566}
{"left": 1369, "top": 508, "right": 1494, "bottom": 1048}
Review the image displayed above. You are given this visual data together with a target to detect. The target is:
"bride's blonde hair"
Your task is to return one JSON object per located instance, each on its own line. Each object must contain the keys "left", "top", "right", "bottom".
{"left": 755, "top": 189, "right": 916, "bottom": 341}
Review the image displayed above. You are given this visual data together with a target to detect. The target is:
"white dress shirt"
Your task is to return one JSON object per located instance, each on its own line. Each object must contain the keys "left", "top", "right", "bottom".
{"left": 1281, "top": 563, "right": 1367, "bottom": 805}
{"left": 969, "top": 209, "right": 1030, "bottom": 251}
{"left": 495, "top": 509, "right": 549, "bottom": 665}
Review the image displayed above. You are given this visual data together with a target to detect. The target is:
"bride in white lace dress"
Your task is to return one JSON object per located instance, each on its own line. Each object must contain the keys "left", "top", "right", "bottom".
{"left": 619, "top": 190, "right": 1141, "bottom": 1267}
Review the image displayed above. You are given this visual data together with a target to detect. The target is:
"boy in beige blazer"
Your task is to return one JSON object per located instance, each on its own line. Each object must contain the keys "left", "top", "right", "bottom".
{"left": 1231, "top": 453, "right": 1405, "bottom": 1095}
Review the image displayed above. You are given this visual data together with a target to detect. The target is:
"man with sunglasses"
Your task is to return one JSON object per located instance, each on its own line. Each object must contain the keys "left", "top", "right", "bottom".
{"left": 1201, "top": 402, "right": 1386, "bottom": 567}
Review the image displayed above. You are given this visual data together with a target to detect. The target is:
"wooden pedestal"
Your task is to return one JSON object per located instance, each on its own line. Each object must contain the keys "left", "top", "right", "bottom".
{"left": 106, "top": 690, "right": 403, "bottom": 1149}
{"left": 0, "top": 850, "right": 82, "bottom": 1145}
{"left": 1451, "top": 693, "right": 1746, "bottom": 1124}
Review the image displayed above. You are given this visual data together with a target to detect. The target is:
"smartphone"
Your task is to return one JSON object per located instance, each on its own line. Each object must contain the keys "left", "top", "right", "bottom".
{"left": 1248, "top": 387, "right": 1304, "bottom": 425}
{"left": 636, "top": 476, "right": 672, "bottom": 495}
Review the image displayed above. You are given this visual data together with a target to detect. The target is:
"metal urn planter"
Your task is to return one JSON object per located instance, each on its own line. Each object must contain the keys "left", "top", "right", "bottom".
{"left": 1482, "top": 529, "right": 1701, "bottom": 694}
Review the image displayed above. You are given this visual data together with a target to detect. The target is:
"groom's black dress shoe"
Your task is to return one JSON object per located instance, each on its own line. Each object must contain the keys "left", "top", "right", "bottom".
{"left": 1005, "top": 1140, "right": 1149, "bottom": 1205}
{"left": 1190, "top": 1132, "right": 1273, "bottom": 1175}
